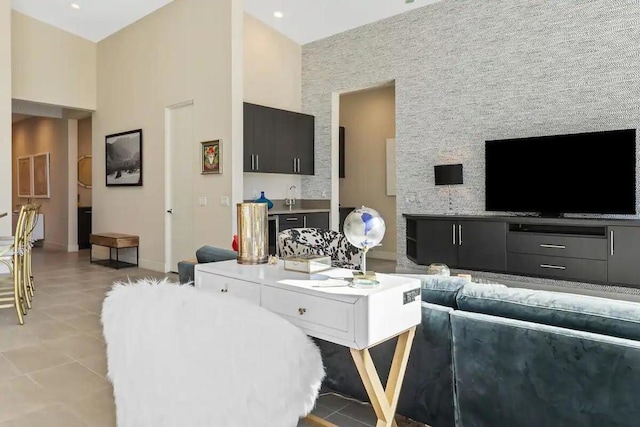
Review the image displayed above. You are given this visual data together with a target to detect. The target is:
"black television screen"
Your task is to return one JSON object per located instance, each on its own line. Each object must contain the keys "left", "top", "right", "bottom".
{"left": 485, "top": 129, "right": 637, "bottom": 215}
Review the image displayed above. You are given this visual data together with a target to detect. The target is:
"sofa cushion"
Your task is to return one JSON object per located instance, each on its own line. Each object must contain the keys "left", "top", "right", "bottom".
{"left": 196, "top": 246, "right": 237, "bottom": 264}
{"left": 457, "top": 282, "right": 640, "bottom": 341}
{"left": 397, "top": 274, "right": 504, "bottom": 308}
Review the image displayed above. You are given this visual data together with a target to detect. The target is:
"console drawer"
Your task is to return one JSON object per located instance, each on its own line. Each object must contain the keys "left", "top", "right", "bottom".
{"left": 262, "top": 285, "right": 354, "bottom": 340}
{"left": 196, "top": 273, "right": 261, "bottom": 305}
{"left": 507, "top": 253, "right": 607, "bottom": 282}
{"left": 507, "top": 233, "right": 607, "bottom": 260}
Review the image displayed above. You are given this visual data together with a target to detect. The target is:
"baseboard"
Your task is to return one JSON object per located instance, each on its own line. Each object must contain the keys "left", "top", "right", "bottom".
{"left": 138, "top": 259, "right": 166, "bottom": 273}
{"left": 368, "top": 250, "right": 397, "bottom": 261}
{"left": 67, "top": 244, "right": 79, "bottom": 253}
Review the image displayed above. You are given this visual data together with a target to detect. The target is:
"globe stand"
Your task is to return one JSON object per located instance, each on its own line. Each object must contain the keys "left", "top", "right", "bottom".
{"left": 352, "top": 247, "right": 378, "bottom": 285}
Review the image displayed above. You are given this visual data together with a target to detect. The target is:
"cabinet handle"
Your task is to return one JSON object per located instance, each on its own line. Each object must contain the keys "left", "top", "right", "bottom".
{"left": 540, "top": 244, "right": 566, "bottom": 249}
{"left": 220, "top": 288, "right": 228, "bottom": 293}
{"left": 298, "top": 308, "right": 306, "bottom": 315}
{"left": 251, "top": 154, "right": 254, "bottom": 171}
{"left": 297, "top": 158, "right": 301, "bottom": 173}
{"left": 610, "top": 230, "right": 614, "bottom": 256}
{"left": 540, "top": 264, "right": 566, "bottom": 270}
{"left": 286, "top": 217, "right": 298, "bottom": 221}
{"left": 293, "top": 158, "right": 297, "bottom": 172}
{"left": 256, "top": 154, "right": 259, "bottom": 170}
{"left": 452, "top": 224, "right": 456, "bottom": 245}
{"left": 458, "top": 225, "right": 462, "bottom": 246}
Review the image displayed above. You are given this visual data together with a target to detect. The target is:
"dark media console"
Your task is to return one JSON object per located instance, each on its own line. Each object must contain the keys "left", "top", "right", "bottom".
{"left": 404, "top": 214, "right": 640, "bottom": 288}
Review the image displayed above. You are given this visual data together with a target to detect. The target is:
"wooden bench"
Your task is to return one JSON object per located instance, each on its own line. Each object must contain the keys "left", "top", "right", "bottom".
{"left": 90, "top": 233, "right": 139, "bottom": 269}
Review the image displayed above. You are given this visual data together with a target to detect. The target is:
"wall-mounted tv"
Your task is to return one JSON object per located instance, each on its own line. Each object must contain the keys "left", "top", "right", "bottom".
{"left": 485, "top": 129, "right": 637, "bottom": 216}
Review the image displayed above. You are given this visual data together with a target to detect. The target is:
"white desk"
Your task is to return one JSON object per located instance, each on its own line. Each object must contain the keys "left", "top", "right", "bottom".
{"left": 195, "top": 260, "right": 422, "bottom": 427}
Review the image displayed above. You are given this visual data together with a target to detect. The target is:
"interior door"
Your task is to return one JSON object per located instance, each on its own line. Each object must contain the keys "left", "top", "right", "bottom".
{"left": 167, "top": 102, "right": 195, "bottom": 272}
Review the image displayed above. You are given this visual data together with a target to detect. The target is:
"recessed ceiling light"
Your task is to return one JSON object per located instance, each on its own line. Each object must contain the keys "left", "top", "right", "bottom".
{"left": 70, "top": 3, "right": 80, "bottom": 9}
{"left": 273, "top": 11, "right": 283, "bottom": 18}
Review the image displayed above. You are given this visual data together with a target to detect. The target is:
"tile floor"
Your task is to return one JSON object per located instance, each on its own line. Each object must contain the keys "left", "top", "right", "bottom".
{"left": 0, "top": 249, "right": 424, "bottom": 427}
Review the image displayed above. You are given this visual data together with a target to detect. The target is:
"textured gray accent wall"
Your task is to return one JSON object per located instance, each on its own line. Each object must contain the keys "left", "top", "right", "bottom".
{"left": 302, "top": 0, "right": 640, "bottom": 267}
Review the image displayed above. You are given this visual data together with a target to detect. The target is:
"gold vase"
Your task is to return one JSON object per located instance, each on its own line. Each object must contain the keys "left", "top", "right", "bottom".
{"left": 236, "top": 203, "right": 268, "bottom": 264}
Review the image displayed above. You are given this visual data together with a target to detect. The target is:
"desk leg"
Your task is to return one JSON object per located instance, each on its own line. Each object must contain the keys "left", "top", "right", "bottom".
{"left": 350, "top": 326, "right": 417, "bottom": 427}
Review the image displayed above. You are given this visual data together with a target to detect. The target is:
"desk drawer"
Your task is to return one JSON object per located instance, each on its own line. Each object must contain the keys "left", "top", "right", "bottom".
{"left": 262, "top": 286, "right": 353, "bottom": 336}
{"left": 196, "top": 273, "right": 260, "bottom": 305}
{"left": 507, "top": 233, "right": 607, "bottom": 260}
{"left": 507, "top": 253, "right": 607, "bottom": 283}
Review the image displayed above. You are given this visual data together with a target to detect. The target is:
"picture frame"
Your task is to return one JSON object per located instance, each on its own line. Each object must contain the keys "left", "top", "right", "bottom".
{"left": 106, "top": 129, "right": 143, "bottom": 187}
{"left": 32, "top": 152, "right": 51, "bottom": 198}
{"left": 201, "top": 139, "right": 221, "bottom": 174}
{"left": 17, "top": 156, "right": 32, "bottom": 198}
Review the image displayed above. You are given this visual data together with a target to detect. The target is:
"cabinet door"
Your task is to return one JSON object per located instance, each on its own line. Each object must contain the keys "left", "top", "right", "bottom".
{"left": 243, "top": 103, "right": 255, "bottom": 172}
{"left": 278, "top": 214, "right": 304, "bottom": 232}
{"left": 304, "top": 212, "right": 329, "bottom": 230}
{"left": 416, "top": 220, "right": 458, "bottom": 267}
{"left": 251, "top": 105, "right": 276, "bottom": 173}
{"left": 608, "top": 226, "right": 640, "bottom": 287}
{"left": 457, "top": 221, "right": 506, "bottom": 271}
{"left": 274, "top": 110, "right": 297, "bottom": 174}
{"left": 297, "top": 113, "right": 315, "bottom": 175}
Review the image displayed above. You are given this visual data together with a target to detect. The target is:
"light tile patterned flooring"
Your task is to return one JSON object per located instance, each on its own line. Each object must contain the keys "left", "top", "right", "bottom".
{"left": 0, "top": 249, "right": 423, "bottom": 427}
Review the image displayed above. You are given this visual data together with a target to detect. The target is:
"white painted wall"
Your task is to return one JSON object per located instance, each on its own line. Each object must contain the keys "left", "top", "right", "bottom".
{"left": 0, "top": 0, "right": 11, "bottom": 237}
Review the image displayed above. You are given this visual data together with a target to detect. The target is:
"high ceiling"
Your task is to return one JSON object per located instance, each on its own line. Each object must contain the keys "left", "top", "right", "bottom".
{"left": 11, "top": 0, "right": 441, "bottom": 44}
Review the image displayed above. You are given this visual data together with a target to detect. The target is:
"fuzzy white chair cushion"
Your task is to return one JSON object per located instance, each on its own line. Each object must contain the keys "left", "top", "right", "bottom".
{"left": 102, "top": 279, "right": 325, "bottom": 427}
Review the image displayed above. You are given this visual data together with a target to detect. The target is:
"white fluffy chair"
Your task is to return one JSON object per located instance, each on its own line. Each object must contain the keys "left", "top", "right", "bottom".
{"left": 102, "top": 279, "right": 325, "bottom": 427}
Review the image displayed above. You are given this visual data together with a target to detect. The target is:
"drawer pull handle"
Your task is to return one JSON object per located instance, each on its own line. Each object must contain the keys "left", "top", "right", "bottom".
{"left": 286, "top": 218, "right": 298, "bottom": 221}
{"left": 540, "top": 244, "right": 566, "bottom": 249}
{"left": 298, "top": 308, "right": 306, "bottom": 315}
{"left": 540, "top": 264, "right": 566, "bottom": 270}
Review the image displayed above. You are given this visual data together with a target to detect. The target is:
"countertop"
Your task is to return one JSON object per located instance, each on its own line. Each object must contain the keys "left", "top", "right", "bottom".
{"left": 269, "top": 208, "right": 330, "bottom": 215}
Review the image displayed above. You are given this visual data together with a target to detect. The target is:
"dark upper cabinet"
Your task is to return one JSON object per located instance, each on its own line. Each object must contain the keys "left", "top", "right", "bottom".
{"left": 457, "top": 220, "right": 506, "bottom": 271}
{"left": 296, "top": 113, "right": 314, "bottom": 175}
{"left": 608, "top": 226, "right": 640, "bottom": 286}
{"left": 339, "top": 126, "right": 345, "bottom": 179}
{"left": 244, "top": 102, "right": 314, "bottom": 175}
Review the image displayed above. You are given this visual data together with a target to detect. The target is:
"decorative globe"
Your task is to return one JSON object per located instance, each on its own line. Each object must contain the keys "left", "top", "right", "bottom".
{"left": 343, "top": 206, "right": 386, "bottom": 251}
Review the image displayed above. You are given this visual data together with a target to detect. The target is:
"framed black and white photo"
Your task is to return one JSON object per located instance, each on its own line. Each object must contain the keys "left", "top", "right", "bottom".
{"left": 105, "top": 129, "right": 143, "bottom": 187}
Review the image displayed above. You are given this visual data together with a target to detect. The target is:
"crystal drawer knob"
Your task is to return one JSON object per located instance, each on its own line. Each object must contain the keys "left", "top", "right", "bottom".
{"left": 298, "top": 308, "right": 306, "bottom": 315}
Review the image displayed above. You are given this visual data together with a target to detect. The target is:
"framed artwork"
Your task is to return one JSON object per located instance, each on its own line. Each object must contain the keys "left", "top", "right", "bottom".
{"left": 32, "top": 152, "right": 50, "bottom": 198}
{"left": 17, "top": 156, "right": 32, "bottom": 198}
{"left": 201, "top": 140, "right": 221, "bottom": 174}
{"left": 106, "top": 129, "right": 143, "bottom": 186}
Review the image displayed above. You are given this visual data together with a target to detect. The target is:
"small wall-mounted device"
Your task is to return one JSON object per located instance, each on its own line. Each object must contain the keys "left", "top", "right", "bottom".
{"left": 434, "top": 164, "right": 463, "bottom": 186}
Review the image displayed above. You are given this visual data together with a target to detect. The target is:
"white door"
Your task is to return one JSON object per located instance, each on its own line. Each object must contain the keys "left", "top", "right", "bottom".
{"left": 166, "top": 102, "right": 195, "bottom": 273}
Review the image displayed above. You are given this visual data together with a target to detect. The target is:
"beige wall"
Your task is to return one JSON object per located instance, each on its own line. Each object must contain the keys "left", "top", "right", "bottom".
{"left": 12, "top": 117, "right": 69, "bottom": 250}
{"left": 78, "top": 117, "right": 92, "bottom": 207}
{"left": 11, "top": 11, "right": 96, "bottom": 110}
{"left": 0, "top": 0, "right": 10, "bottom": 236}
{"left": 243, "top": 13, "right": 302, "bottom": 201}
{"left": 339, "top": 86, "right": 396, "bottom": 257}
{"left": 94, "top": 0, "right": 240, "bottom": 272}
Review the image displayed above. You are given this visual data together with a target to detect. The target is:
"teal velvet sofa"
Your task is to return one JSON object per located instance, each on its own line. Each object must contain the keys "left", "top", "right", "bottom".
{"left": 177, "top": 245, "right": 237, "bottom": 284}
{"left": 315, "top": 275, "right": 640, "bottom": 427}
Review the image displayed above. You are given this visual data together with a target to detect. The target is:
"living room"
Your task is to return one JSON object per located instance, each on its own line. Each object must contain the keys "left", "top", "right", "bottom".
{"left": 1, "top": 1, "right": 640, "bottom": 426}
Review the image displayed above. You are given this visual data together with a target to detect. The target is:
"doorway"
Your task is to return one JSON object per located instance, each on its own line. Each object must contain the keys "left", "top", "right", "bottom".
{"left": 165, "top": 101, "right": 195, "bottom": 273}
{"left": 336, "top": 82, "right": 397, "bottom": 261}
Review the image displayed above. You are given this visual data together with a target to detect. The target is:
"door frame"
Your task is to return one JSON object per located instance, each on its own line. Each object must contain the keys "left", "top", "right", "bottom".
{"left": 164, "top": 100, "right": 195, "bottom": 273}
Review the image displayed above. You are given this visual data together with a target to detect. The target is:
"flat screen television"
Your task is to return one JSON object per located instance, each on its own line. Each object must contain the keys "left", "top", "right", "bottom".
{"left": 485, "top": 129, "right": 637, "bottom": 216}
